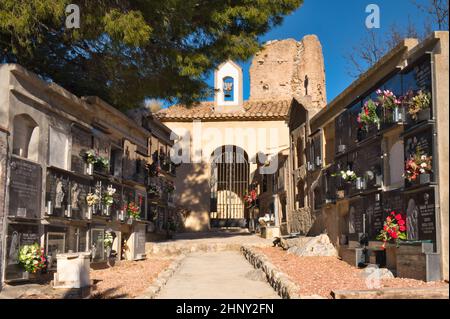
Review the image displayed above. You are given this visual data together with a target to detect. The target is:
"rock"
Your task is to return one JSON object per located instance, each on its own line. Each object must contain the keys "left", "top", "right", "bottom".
{"left": 244, "top": 269, "right": 267, "bottom": 282}
{"left": 363, "top": 264, "right": 395, "bottom": 279}
{"left": 287, "top": 234, "right": 338, "bottom": 257}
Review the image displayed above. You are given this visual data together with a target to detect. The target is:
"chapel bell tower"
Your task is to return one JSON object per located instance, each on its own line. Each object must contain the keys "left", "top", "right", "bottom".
{"left": 214, "top": 60, "right": 243, "bottom": 112}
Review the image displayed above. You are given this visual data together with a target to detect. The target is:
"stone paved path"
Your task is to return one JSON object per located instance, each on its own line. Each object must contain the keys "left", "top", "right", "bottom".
{"left": 156, "top": 251, "right": 280, "bottom": 299}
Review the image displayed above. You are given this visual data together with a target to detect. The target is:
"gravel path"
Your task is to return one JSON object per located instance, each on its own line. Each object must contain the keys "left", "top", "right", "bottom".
{"left": 156, "top": 251, "right": 280, "bottom": 299}
{"left": 257, "top": 247, "right": 449, "bottom": 299}
{"left": 90, "top": 256, "right": 173, "bottom": 299}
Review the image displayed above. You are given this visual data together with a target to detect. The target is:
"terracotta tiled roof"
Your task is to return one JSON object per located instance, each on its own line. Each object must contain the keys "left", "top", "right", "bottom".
{"left": 155, "top": 100, "right": 292, "bottom": 122}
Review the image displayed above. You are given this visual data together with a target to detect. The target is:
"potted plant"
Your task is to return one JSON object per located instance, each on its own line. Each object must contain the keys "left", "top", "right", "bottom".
{"left": 377, "top": 211, "right": 407, "bottom": 249}
{"left": 404, "top": 151, "right": 432, "bottom": 185}
{"left": 102, "top": 185, "right": 116, "bottom": 216}
{"left": 404, "top": 90, "right": 431, "bottom": 123}
{"left": 18, "top": 243, "right": 47, "bottom": 278}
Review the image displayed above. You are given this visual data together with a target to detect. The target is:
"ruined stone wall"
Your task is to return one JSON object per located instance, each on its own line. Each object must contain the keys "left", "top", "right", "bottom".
{"left": 249, "top": 35, "right": 327, "bottom": 109}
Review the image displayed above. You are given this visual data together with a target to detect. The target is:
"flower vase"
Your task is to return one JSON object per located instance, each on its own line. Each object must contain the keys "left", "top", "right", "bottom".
{"left": 392, "top": 107, "right": 403, "bottom": 123}
{"left": 419, "top": 173, "right": 431, "bottom": 184}
{"left": 103, "top": 206, "right": 111, "bottom": 216}
{"left": 86, "top": 163, "right": 94, "bottom": 175}
{"left": 87, "top": 206, "right": 93, "bottom": 220}
{"left": 417, "top": 108, "right": 431, "bottom": 122}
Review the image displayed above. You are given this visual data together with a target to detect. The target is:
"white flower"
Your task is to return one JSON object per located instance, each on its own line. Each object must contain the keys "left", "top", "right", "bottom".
{"left": 421, "top": 163, "right": 427, "bottom": 168}
{"left": 421, "top": 155, "right": 427, "bottom": 160}
{"left": 347, "top": 170, "right": 353, "bottom": 176}
{"left": 420, "top": 169, "right": 426, "bottom": 174}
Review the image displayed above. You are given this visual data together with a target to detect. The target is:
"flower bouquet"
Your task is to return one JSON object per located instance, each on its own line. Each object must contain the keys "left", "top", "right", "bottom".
{"left": 377, "top": 211, "right": 407, "bottom": 249}
{"left": 102, "top": 185, "right": 116, "bottom": 207}
{"left": 376, "top": 89, "right": 401, "bottom": 110}
{"left": 86, "top": 192, "right": 100, "bottom": 207}
{"left": 334, "top": 170, "right": 358, "bottom": 182}
{"left": 404, "top": 90, "right": 431, "bottom": 121}
{"left": 18, "top": 243, "right": 47, "bottom": 274}
{"left": 404, "top": 151, "right": 432, "bottom": 182}
{"left": 357, "top": 99, "right": 380, "bottom": 131}
{"left": 244, "top": 189, "right": 258, "bottom": 208}
{"left": 127, "top": 202, "right": 140, "bottom": 219}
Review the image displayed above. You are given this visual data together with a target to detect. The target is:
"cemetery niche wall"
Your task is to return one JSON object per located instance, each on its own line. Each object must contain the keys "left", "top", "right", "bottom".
{"left": 1, "top": 64, "right": 178, "bottom": 285}
{"left": 307, "top": 40, "right": 446, "bottom": 281}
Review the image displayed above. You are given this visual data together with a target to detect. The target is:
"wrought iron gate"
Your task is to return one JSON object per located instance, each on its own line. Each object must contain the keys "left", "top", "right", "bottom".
{"left": 210, "top": 146, "right": 249, "bottom": 228}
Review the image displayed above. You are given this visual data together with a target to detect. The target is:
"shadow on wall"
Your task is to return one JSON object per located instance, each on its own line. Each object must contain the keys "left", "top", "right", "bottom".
{"left": 175, "top": 162, "right": 211, "bottom": 232}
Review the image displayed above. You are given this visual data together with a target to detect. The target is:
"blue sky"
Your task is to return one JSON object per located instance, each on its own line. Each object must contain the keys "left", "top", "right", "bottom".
{"left": 199, "top": 0, "right": 434, "bottom": 105}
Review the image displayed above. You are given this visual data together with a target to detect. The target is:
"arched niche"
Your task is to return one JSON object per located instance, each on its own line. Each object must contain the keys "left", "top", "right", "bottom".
{"left": 12, "top": 114, "right": 39, "bottom": 161}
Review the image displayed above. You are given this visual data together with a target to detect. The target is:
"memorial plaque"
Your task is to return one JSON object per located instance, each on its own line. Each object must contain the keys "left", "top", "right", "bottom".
{"left": 335, "top": 111, "right": 349, "bottom": 154}
{"left": 405, "top": 187, "right": 436, "bottom": 242}
{"left": 46, "top": 170, "right": 70, "bottom": 217}
{"left": 382, "top": 189, "right": 404, "bottom": 215}
{"left": 364, "top": 192, "right": 383, "bottom": 240}
{"left": 110, "top": 182, "right": 123, "bottom": 218}
{"left": 93, "top": 131, "right": 110, "bottom": 160}
{"left": 91, "top": 228, "right": 105, "bottom": 262}
{"left": 348, "top": 198, "right": 364, "bottom": 235}
{"left": 403, "top": 58, "right": 432, "bottom": 94}
{"left": 5, "top": 223, "right": 40, "bottom": 280}
{"left": 360, "top": 140, "right": 382, "bottom": 190}
{"left": 404, "top": 127, "right": 433, "bottom": 159}
{"left": 347, "top": 149, "right": 362, "bottom": 196}
{"left": 71, "top": 125, "right": 92, "bottom": 175}
{"left": 9, "top": 157, "right": 42, "bottom": 218}
{"left": 348, "top": 102, "right": 363, "bottom": 148}
{"left": 69, "top": 175, "right": 91, "bottom": 220}
{"left": 133, "top": 224, "right": 146, "bottom": 258}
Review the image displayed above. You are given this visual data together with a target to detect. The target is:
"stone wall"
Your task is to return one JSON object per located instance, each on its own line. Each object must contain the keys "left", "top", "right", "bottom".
{"left": 249, "top": 35, "right": 327, "bottom": 109}
{"left": 0, "top": 129, "right": 8, "bottom": 289}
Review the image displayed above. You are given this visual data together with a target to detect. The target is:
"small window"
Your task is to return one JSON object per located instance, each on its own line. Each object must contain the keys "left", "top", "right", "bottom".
{"left": 223, "top": 76, "right": 234, "bottom": 102}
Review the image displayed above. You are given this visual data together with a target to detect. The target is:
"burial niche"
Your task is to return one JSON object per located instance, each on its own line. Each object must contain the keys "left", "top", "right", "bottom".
{"left": 12, "top": 114, "right": 39, "bottom": 161}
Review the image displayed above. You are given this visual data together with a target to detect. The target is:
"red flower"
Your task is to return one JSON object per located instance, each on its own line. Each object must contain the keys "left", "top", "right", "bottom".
{"left": 395, "top": 214, "right": 402, "bottom": 221}
{"left": 386, "top": 216, "right": 392, "bottom": 222}
{"left": 391, "top": 232, "right": 398, "bottom": 239}
{"left": 365, "top": 107, "right": 369, "bottom": 116}
{"left": 391, "top": 211, "right": 396, "bottom": 216}
{"left": 399, "top": 225, "right": 406, "bottom": 232}
{"left": 398, "top": 219, "right": 405, "bottom": 226}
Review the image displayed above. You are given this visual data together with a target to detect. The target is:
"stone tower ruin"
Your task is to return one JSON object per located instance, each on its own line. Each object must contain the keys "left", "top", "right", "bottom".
{"left": 249, "top": 35, "right": 327, "bottom": 109}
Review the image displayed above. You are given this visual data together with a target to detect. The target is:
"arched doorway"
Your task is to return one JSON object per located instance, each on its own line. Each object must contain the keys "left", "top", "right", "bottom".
{"left": 210, "top": 146, "right": 249, "bottom": 228}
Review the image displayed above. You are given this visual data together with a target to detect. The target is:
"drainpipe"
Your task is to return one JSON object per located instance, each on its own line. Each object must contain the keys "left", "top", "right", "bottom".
{"left": 0, "top": 128, "right": 10, "bottom": 292}
{"left": 430, "top": 50, "right": 443, "bottom": 281}
{"left": 273, "top": 194, "right": 280, "bottom": 227}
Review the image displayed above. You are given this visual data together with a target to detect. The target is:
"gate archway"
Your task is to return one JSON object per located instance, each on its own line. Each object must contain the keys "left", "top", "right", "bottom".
{"left": 210, "top": 146, "right": 249, "bottom": 228}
